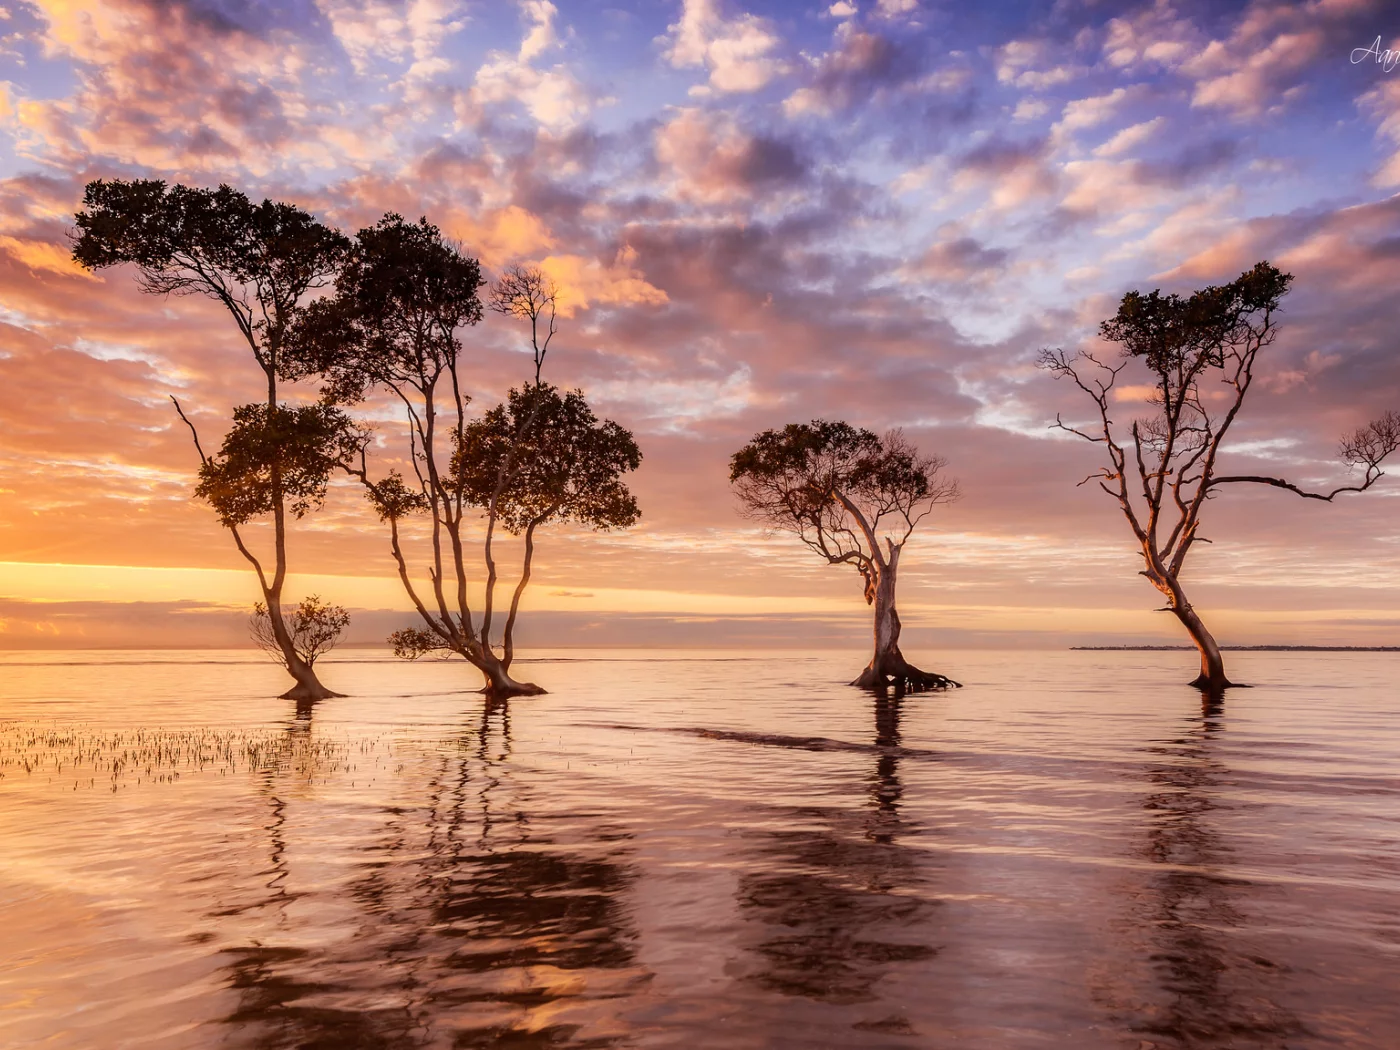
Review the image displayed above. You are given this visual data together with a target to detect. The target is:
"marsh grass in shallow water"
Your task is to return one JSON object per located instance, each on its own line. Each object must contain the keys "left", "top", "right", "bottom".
{"left": 0, "top": 723, "right": 403, "bottom": 789}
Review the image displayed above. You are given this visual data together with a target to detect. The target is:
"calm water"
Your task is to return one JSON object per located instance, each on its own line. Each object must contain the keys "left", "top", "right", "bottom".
{"left": 1, "top": 648, "right": 1398, "bottom": 1049}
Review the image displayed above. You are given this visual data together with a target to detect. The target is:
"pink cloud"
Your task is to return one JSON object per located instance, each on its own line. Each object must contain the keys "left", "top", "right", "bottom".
{"left": 655, "top": 108, "right": 806, "bottom": 203}
{"left": 660, "top": 0, "right": 786, "bottom": 95}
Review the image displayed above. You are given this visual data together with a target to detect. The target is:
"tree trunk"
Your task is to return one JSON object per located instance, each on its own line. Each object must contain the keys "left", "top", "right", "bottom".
{"left": 278, "top": 651, "right": 344, "bottom": 701}
{"left": 260, "top": 351, "right": 342, "bottom": 704}
{"left": 261, "top": 586, "right": 342, "bottom": 700}
{"left": 1173, "top": 603, "right": 1233, "bottom": 692}
{"left": 850, "top": 548, "right": 960, "bottom": 693}
{"left": 1154, "top": 569, "right": 1235, "bottom": 691}
{"left": 472, "top": 646, "right": 546, "bottom": 700}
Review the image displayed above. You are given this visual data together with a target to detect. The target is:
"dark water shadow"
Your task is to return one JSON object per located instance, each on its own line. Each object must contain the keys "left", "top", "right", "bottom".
{"left": 1118, "top": 689, "right": 1307, "bottom": 1048}
{"left": 216, "top": 699, "right": 646, "bottom": 1050}
{"left": 730, "top": 694, "right": 940, "bottom": 1036}
{"left": 220, "top": 943, "right": 423, "bottom": 1050}
{"left": 579, "top": 722, "right": 942, "bottom": 760}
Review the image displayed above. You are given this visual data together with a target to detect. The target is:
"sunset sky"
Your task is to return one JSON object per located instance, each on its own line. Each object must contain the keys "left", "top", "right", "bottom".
{"left": 2, "top": 0, "right": 1400, "bottom": 650}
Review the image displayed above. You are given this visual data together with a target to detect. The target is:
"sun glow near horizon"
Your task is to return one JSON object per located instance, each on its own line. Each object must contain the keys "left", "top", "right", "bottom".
{"left": 1, "top": 559, "right": 1398, "bottom": 651}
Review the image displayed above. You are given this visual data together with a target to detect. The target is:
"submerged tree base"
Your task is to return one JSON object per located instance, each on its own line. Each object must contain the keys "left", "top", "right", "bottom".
{"left": 852, "top": 649, "right": 961, "bottom": 694}
{"left": 1188, "top": 673, "right": 1248, "bottom": 692}
{"left": 478, "top": 661, "right": 547, "bottom": 699}
{"left": 279, "top": 682, "right": 346, "bottom": 701}
{"left": 479, "top": 680, "right": 548, "bottom": 700}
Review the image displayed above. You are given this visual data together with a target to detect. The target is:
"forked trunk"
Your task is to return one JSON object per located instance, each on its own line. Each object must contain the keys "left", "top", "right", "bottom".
{"left": 473, "top": 646, "right": 546, "bottom": 700}
{"left": 850, "top": 548, "right": 959, "bottom": 693}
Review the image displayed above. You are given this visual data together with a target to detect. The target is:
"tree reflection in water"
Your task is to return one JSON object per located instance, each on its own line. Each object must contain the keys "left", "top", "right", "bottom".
{"left": 218, "top": 699, "right": 645, "bottom": 1049}
{"left": 1126, "top": 690, "right": 1304, "bottom": 1048}
{"left": 735, "top": 693, "right": 937, "bottom": 1031}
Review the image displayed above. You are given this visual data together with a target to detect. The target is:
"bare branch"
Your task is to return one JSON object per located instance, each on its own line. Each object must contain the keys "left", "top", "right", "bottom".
{"left": 169, "top": 396, "right": 210, "bottom": 466}
{"left": 1207, "top": 411, "right": 1400, "bottom": 502}
{"left": 490, "top": 264, "right": 559, "bottom": 385}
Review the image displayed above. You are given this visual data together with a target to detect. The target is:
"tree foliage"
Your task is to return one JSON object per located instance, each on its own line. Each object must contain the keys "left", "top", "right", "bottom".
{"left": 730, "top": 420, "right": 957, "bottom": 589}
{"left": 73, "top": 180, "right": 348, "bottom": 379}
{"left": 454, "top": 383, "right": 641, "bottom": 535}
{"left": 195, "top": 403, "right": 367, "bottom": 527}
{"left": 250, "top": 596, "right": 350, "bottom": 668}
{"left": 363, "top": 471, "right": 430, "bottom": 523}
{"left": 388, "top": 626, "right": 443, "bottom": 661}
{"left": 287, "top": 213, "right": 483, "bottom": 403}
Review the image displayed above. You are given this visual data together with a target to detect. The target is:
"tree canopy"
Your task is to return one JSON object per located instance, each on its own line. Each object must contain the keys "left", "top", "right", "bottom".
{"left": 287, "top": 213, "right": 483, "bottom": 404}
{"left": 194, "top": 403, "right": 366, "bottom": 528}
{"left": 1101, "top": 262, "right": 1293, "bottom": 375}
{"left": 730, "top": 420, "right": 957, "bottom": 583}
{"left": 73, "top": 180, "right": 348, "bottom": 382}
{"left": 454, "top": 383, "right": 641, "bottom": 535}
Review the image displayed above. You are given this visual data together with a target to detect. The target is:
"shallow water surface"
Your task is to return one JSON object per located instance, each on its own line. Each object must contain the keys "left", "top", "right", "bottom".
{"left": 1, "top": 648, "right": 1398, "bottom": 1048}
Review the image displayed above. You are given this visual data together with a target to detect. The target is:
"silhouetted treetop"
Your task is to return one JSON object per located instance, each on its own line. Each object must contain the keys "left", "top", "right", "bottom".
{"left": 195, "top": 403, "right": 366, "bottom": 528}
{"left": 73, "top": 180, "right": 348, "bottom": 373}
{"left": 1100, "top": 261, "right": 1293, "bottom": 378}
{"left": 287, "top": 214, "right": 484, "bottom": 403}
{"left": 488, "top": 264, "right": 558, "bottom": 384}
{"left": 453, "top": 384, "right": 641, "bottom": 535}
{"left": 730, "top": 420, "right": 956, "bottom": 561}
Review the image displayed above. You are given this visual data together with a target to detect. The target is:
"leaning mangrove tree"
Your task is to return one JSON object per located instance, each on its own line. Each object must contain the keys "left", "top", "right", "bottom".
{"left": 730, "top": 420, "right": 961, "bottom": 692}
{"left": 1041, "top": 261, "right": 1400, "bottom": 691}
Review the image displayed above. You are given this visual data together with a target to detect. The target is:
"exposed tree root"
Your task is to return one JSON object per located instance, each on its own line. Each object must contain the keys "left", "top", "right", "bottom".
{"left": 479, "top": 680, "right": 548, "bottom": 700}
{"left": 478, "top": 660, "right": 547, "bottom": 699}
{"left": 1189, "top": 674, "right": 1248, "bottom": 693}
{"left": 279, "top": 681, "right": 345, "bottom": 701}
{"left": 852, "top": 648, "right": 961, "bottom": 694}
{"left": 1189, "top": 673, "right": 1232, "bottom": 690}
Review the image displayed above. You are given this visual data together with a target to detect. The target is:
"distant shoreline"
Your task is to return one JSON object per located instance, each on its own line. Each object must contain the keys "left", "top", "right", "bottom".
{"left": 1070, "top": 645, "right": 1400, "bottom": 652}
